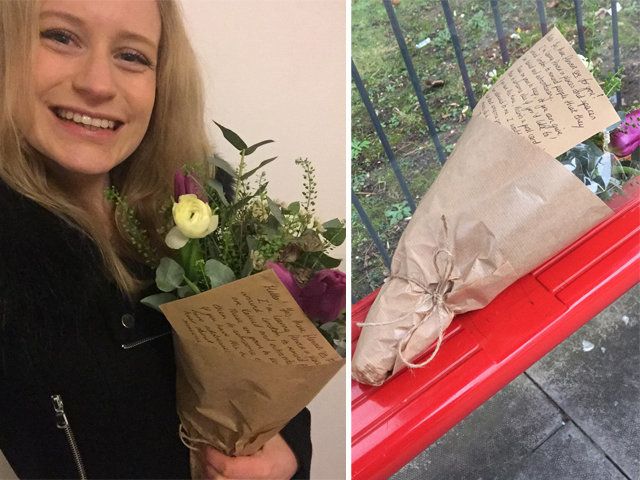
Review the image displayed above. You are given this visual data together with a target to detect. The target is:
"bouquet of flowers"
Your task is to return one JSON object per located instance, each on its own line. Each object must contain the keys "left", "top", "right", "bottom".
{"left": 142, "top": 121, "right": 346, "bottom": 355}
{"left": 352, "top": 27, "right": 626, "bottom": 386}
{"left": 549, "top": 55, "right": 639, "bottom": 199}
{"left": 128, "top": 123, "right": 345, "bottom": 460}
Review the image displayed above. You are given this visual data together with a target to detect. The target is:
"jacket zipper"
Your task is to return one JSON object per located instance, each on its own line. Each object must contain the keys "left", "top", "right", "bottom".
{"left": 51, "top": 394, "right": 87, "bottom": 480}
{"left": 121, "top": 331, "right": 170, "bottom": 350}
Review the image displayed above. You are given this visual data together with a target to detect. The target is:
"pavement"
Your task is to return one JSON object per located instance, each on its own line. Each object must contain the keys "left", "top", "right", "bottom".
{"left": 392, "top": 284, "right": 639, "bottom": 480}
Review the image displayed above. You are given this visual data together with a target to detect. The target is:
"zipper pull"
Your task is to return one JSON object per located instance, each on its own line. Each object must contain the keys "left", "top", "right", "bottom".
{"left": 51, "top": 394, "right": 69, "bottom": 429}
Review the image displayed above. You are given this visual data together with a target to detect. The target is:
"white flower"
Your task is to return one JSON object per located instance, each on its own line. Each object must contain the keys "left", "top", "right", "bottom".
{"left": 577, "top": 54, "right": 594, "bottom": 72}
{"left": 165, "top": 194, "right": 218, "bottom": 249}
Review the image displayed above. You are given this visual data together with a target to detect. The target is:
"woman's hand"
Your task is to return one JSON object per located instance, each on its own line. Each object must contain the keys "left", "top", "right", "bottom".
{"left": 199, "top": 434, "right": 298, "bottom": 480}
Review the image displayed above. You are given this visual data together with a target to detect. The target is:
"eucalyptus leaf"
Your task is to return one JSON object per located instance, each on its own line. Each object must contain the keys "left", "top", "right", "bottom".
{"left": 318, "top": 254, "right": 342, "bottom": 268}
{"left": 177, "top": 285, "right": 195, "bottom": 299}
{"left": 246, "top": 235, "right": 258, "bottom": 251}
{"left": 140, "top": 293, "right": 177, "bottom": 312}
{"left": 244, "top": 139, "right": 274, "bottom": 156}
{"left": 322, "top": 218, "right": 343, "bottom": 230}
{"left": 288, "top": 201, "right": 300, "bottom": 215}
{"left": 241, "top": 255, "right": 255, "bottom": 277}
{"left": 213, "top": 121, "right": 248, "bottom": 151}
{"left": 204, "top": 259, "right": 236, "bottom": 288}
{"left": 323, "top": 227, "right": 346, "bottom": 247}
{"left": 596, "top": 152, "right": 612, "bottom": 187}
{"left": 562, "top": 142, "right": 604, "bottom": 178}
{"left": 240, "top": 157, "right": 277, "bottom": 180}
{"left": 156, "top": 257, "right": 185, "bottom": 292}
{"left": 207, "top": 179, "right": 229, "bottom": 206}
{"left": 584, "top": 178, "right": 599, "bottom": 193}
{"left": 300, "top": 252, "right": 341, "bottom": 269}
{"left": 267, "top": 198, "right": 285, "bottom": 224}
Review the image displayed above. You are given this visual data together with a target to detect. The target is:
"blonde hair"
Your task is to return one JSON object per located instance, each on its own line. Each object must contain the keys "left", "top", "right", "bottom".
{"left": 0, "top": 0, "right": 212, "bottom": 295}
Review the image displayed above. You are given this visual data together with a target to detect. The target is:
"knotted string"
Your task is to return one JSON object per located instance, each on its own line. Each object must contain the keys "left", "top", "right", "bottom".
{"left": 357, "top": 215, "right": 455, "bottom": 369}
{"left": 179, "top": 423, "right": 210, "bottom": 451}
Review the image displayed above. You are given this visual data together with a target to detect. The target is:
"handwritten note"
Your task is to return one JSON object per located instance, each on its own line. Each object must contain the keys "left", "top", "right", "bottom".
{"left": 160, "top": 270, "right": 341, "bottom": 367}
{"left": 474, "top": 27, "right": 619, "bottom": 157}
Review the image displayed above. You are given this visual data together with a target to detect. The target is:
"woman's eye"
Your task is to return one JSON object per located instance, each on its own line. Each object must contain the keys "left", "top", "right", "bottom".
{"left": 119, "top": 51, "right": 152, "bottom": 67}
{"left": 40, "top": 29, "right": 76, "bottom": 46}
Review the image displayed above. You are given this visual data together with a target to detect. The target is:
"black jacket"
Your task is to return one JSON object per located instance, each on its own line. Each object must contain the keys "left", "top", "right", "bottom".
{"left": 0, "top": 181, "right": 311, "bottom": 479}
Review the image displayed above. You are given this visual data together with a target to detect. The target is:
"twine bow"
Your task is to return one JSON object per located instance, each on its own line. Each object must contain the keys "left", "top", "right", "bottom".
{"left": 357, "top": 215, "right": 455, "bottom": 369}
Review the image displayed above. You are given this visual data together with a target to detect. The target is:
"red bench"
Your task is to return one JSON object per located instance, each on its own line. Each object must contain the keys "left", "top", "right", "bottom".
{"left": 351, "top": 177, "right": 640, "bottom": 480}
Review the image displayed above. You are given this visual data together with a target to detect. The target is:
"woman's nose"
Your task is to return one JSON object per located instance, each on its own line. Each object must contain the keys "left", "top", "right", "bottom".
{"left": 71, "top": 50, "right": 117, "bottom": 103}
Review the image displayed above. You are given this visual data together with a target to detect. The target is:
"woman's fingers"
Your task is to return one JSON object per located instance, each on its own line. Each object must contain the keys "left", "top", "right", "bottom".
{"left": 201, "top": 434, "right": 298, "bottom": 479}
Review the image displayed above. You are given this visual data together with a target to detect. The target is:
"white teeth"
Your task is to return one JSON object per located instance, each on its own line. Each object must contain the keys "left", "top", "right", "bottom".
{"left": 56, "top": 108, "right": 117, "bottom": 130}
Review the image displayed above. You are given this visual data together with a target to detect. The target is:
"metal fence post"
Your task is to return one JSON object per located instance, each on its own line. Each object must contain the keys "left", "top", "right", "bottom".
{"left": 383, "top": 0, "right": 447, "bottom": 164}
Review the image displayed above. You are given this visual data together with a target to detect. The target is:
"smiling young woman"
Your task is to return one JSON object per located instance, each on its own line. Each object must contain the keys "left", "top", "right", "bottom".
{"left": 0, "top": 1, "right": 310, "bottom": 478}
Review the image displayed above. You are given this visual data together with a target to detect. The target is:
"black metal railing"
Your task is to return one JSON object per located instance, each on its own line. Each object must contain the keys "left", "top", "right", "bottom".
{"left": 352, "top": 0, "right": 624, "bottom": 302}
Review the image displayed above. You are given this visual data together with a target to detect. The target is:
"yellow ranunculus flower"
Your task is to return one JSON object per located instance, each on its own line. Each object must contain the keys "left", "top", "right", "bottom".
{"left": 165, "top": 194, "right": 218, "bottom": 249}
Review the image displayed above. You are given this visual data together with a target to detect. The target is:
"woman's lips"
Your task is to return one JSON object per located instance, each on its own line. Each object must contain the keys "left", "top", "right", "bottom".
{"left": 49, "top": 107, "right": 122, "bottom": 141}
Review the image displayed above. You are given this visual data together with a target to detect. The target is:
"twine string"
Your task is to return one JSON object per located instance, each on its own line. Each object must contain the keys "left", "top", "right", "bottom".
{"left": 179, "top": 423, "right": 210, "bottom": 452}
{"left": 357, "top": 215, "right": 455, "bottom": 369}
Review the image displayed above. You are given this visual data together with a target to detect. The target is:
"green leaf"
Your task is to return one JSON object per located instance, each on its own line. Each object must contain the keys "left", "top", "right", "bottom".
{"left": 140, "top": 293, "right": 177, "bottom": 312}
{"left": 288, "top": 201, "right": 300, "bottom": 215}
{"left": 244, "top": 139, "right": 274, "bottom": 156}
{"left": 323, "top": 227, "right": 346, "bottom": 246}
{"left": 317, "top": 254, "right": 342, "bottom": 268}
{"left": 241, "top": 255, "right": 255, "bottom": 277}
{"left": 240, "top": 157, "right": 277, "bottom": 180}
{"left": 207, "top": 179, "right": 229, "bottom": 206}
{"left": 267, "top": 197, "right": 285, "bottom": 224}
{"left": 177, "top": 285, "right": 195, "bottom": 299}
{"left": 322, "top": 218, "right": 343, "bottom": 230}
{"left": 204, "top": 259, "right": 236, "bottom": 288}
{"left": 213, "top": 121, "right": 248, "bottom": 151}
{"left": 246, "top": 235, "right": 258, "bottom": 251}
{"left": 299, "top": 252, "right": 342, "bottom": 269}
{"left": 156, "top": 257, "right": 185, "bottom": 292}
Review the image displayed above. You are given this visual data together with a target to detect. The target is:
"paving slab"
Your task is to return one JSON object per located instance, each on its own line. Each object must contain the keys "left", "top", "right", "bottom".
{"left": 512, "top": 421, "right": 627, "bottom": 480}
{"left": 392, "top": 375, "right": 564, "bottom": 480}
{"left": 526, "top": 284, "right": 640, "bottom": 479}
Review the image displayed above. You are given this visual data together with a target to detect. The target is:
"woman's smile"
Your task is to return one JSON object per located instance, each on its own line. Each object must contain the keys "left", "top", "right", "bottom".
{"left": 21, "top": 0, "right": 160, "bottom": 178}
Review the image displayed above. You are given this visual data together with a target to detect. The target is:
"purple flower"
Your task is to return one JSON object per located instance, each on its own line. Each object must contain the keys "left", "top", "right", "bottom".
{"left": 298, "top": 269, "right": 346, "bottom": 324}
{"left": 610, "top": 109, "right": 640, "bottom": 157}
{"left": 266, "top": 262, "right": 302, "bottom": 302}
{"left": 174, "top": 171, "right": 206, "bottom": 202}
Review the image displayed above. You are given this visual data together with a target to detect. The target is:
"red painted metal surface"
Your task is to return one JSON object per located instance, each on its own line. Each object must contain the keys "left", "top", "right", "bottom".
{"left": 351, "top": 178, "right": 640, "bottom": 480}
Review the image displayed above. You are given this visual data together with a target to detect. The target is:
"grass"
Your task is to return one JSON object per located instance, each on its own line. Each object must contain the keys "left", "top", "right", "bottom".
{"left": 351, "top": 0, "right": 640, "bottom": 301}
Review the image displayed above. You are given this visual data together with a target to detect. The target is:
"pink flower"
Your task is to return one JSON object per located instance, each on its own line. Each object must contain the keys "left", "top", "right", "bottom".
{"left": 174, "top": 171, "right": 206, "bottom": 202}
{"left": 610, "top": 109, "right": 640, "bottom": 157}
{"left": 266, "top": 262, "right": 302, "bottom": 302}
{"left": 299, "top": 269, "right": 346, "bottom": 324}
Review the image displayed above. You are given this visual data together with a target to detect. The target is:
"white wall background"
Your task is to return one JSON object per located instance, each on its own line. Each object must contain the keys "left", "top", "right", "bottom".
{"left": 1, "top": 1, "right": 346, "bottom": 479}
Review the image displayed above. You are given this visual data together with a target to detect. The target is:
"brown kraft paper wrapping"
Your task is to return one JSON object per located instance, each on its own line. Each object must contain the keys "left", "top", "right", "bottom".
{"left": 351, "top": 28, "right": 618, "bottom": 387}
{"left": 160, "top": 269, "right": 344, "bottom": 460}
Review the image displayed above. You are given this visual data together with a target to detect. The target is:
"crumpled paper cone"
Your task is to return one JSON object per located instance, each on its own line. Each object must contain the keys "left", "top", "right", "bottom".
{"left": 352, "top": 27, "right": 619, "bottom": 387}
{"left": 160, "top": 270, "right": 344, "bottom": 459}
{"left": 351, "top": 115, "right": 612, "bottom": 386}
